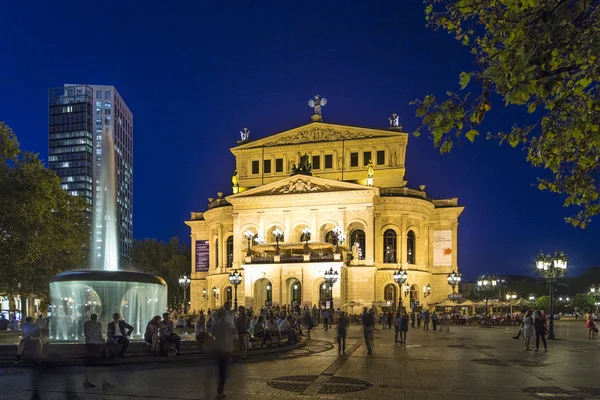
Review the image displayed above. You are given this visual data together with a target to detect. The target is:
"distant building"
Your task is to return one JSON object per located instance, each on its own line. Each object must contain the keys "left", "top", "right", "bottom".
{"left": 48, "top": 84, "right": 133, "bottom": 266}
{"left": 186, "top": 116, "right": 464, "bottom": 312}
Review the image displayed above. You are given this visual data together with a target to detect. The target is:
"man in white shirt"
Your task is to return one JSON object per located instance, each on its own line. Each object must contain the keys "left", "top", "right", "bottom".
{"left": 278, "top": 316, "right": 294, "bottom": 344}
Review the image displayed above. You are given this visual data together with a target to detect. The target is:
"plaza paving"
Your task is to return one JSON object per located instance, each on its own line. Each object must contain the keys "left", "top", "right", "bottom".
{"left": 0, "top": 320, "right": 598, "bottom": 400}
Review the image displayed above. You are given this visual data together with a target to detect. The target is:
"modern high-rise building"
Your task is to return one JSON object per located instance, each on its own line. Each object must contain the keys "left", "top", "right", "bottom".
{"left": 48, "top": 84, "right": 133, "bottom": 267}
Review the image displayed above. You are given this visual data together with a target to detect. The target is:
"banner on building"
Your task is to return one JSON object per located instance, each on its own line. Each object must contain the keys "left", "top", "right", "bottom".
{"left": 195, "top": 240, "right": 210, "bottom": 272}
{"left": 433, "top": 230, "right": 453, "bottom": 266}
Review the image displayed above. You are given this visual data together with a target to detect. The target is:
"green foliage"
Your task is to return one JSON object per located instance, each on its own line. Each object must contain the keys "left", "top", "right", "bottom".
{"left": 571, "top": 293, "right": 595, "bottom": 312}
{"left": 534, "top": 295, "right": 557, "bottom": 312}
{"left": 0, "top": 122, "right": 90, "bottom": 301}
{"left": 412, "top": 0, "right": 600, "bottom": 227}
{"left": 128, "top": 237, "right": 190, "bottom": 308}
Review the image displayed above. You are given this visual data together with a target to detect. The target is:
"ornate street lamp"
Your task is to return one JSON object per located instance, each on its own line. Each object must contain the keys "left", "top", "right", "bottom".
{"left": 178, "top": 274, "right": 191, "bottom": 313}
{"left": 332, "top": 226, "right": 346, "bottom": 253}
{"left": 273, "top": 228, "right": 284, "bottom": 255}
{"left": 477, "top": 275, "right": 499, "bottom": 320}
{"left": 505, "top": 292, "right": 517, "bottom": 301}
{"left": 536, "top": 251, "right": 567, "bottom": 339}
{"left": 323, "top": 267, "right": 339, "bottom": 308}
{"left": 590, "top": 285, "right": 600, "bottom": 315}
{"left": 393, "top": 269, "right": 408, "bottom": 311}
{"left": 529, "top": 294, "right": 535, "bottom": 301}
{"left": 202, "top": 288, "right": 208, "bottom": 300}
{"left": 228, "top": 269, "right": 243, "bottom": 310}
{"left": 423, "top": 284, "right": 431, "bottom": 298}
{"left": 212, "top": 286, "right": 219, "bottom": 300}
{"left": 447, "top": 270, "right": 462, "bottom": 300}
{"left": 302, "top": 227, "right": 311, "bottom": 253}
{"left": 244, "top": 230, "right": 255, "bottom": 256}
{"left": 404, "top": 283, "right": 410, "bottom": 297}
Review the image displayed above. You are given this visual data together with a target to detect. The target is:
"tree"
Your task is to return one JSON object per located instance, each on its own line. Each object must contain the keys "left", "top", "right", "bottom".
{"left": 128, "top": 237, "right": 190, "bottom": 309}
{"left": 412, "top": 1, "right": 600, "bottom": 227}
{"left": 0, "top": 122, "right": 90, "bottom": 314}
{"left": 571, "top": 293, "right": 595, "bottom": 312}
{"left": 535, "top": 295, "right": 558, "bottom": 313}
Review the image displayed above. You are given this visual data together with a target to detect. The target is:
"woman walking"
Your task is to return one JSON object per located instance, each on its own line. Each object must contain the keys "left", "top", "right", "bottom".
{"left": 523, "top": 311, "right": 534, "bottom": 350}
{"left": 534, "top": 310, "right": 547, "bottom": 352}
{"left": 394, "top": 312, "right": 402, "bottom": 343}
{"left": 586, "top": 310, "right": 596, "bottom": 339}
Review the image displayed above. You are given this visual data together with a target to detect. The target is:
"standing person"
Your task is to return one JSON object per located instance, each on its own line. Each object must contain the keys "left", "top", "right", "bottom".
{"left": 400, "top": 310, "right": 410, "bottom": 344}
{"left": 337, "top": 311, "right": 349, "bottom": 354}
{"left": 8, "top": 315, "right": 19, "bottom": 331}
{"left": 534, "top": 310, "right": 547, "bottom": 352}
{"left": 211, "top": 309, "right": 233, "bottom": 399}
{"left": 432, "top": 311, "right": 438, "bottom": 331}
{"left": 586, "top": 310, "right": 596, "bottom": 340}
{"left": 195, "top": 312, "right": 207, "bottom": 351}
{"left": 159, "top": 313, "right": 181, "bottom": 356}
{"left": 323, "top": 308, "right": 330, "bottom": 331}
{"left": 417, "top": 311, "right": 422, "bottom": 328}
{"left": 302, "top": 310, "right": 313, "bottom": 339}
{"left": 423, "top": 309, "right": 430, "bottom": 331}
{"left": 83, "top": 314, "right": 113, "bottom": 389}
{"left": 361, "top": 308, "right": 375, "bottom": 354}
{"left": 106, "top": 313, "right": 133, "bottom": 358}
{"left": 523, "top": 310, "right": 534, "bottom": 350}
{"left": 387, "top": 311, "right": 393, "bottom": 330}
{"left": 410, "top": 311, "right": 416, "bottom": 328}
{"left": 236, "top": 306, "right": 249, "bottom": 358}
{"left": 394, "top": 312, "right": 402, "bottom": 343}
{"left": 381, "top": 312, "right": 387, "bottom": 329}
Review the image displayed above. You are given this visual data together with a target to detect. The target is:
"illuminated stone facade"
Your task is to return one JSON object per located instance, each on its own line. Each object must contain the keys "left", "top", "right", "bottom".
{"left": 185, "top": 121, "right": 463, "bottom": 312}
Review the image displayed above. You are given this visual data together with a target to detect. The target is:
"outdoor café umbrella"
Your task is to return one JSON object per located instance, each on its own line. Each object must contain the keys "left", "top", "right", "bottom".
{"left": 342, "top": 301, "right": 361, "bottom": 314}
{"left": 436, "top": 300, "right": 460, "bottom": 308}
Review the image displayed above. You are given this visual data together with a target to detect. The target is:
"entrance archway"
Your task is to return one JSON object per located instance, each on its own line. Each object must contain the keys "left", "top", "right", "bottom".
{"left": 254, "top": 278, "right": 272, "bottom": 309}
{"left": 288, "top": 279, "right": 301, "bottom": 306}
{"left": 384, "top": 284, "right": 397, "bottom": 310}
{"left": 318, "top": 281, "right": 332, "bottom": 308}
{"left": 409, "top": 284, "right": 420, "bottom": 311}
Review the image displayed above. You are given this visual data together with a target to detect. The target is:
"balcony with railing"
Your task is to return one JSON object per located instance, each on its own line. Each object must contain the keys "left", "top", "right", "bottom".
{"left": 244, "top": 242, "right": 344, "bottom": 264}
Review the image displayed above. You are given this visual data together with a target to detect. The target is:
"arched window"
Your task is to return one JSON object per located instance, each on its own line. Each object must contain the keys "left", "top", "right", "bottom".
{"left": 319, "top": 282, "right": 330, "bottom": 307}
{"left": 384, "top": 284, "right": 397, "bottom": 309}
{"left": 225, "top": 286, "right": 232, "bottom": 303}
{"left": 226, "top": 236, "right": 234, "bottom": 268}
{"left": 324, "top": 231, "right": 335, "bottom": 244}
{"left": 383, "top": 229, "right": 397, "bottom": 263}
{"left": 215, "top": 238, "right": 219, "bottom": 268}
{"left": 350, "top": 229, "right": 366, "bottom": 260}
{"left": 407, "top": 230, "right": 415, "bottom": 265}
{"left": 291, "top": 281, "right": 301, "bottom": 305}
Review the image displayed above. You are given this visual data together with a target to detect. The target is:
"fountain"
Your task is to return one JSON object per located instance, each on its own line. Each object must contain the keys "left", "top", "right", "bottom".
{"left": 49, "top": 129, "right": 167, "bottom": 342}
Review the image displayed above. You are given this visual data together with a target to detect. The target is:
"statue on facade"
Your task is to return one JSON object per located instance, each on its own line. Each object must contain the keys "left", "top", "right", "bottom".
{"left": 240, "top": 128, "right": 250, "bottom": 141}
{"left": 352, "top": 242, "right": 360, "bottom": 260}
{"left": 391, "top": 150, "right": 398, "bottom": 166}
{"left": 367, "top": 159, "right": 374, "bottom": 178}
{"left": 338, "top": 156, "right": 343, "bottom": 169}
{"left": 240, "top": 162, "right": 247, "bottom": 177}
{"left": 292, "top": 153, "right": 312, "bottom": 175}
{"left": 231, "top": 169, "right": 239, "bottom": 187}
{"left": 389, "top": 113, "right": 400, "bottom": 128}
{"left": 308, "top": 95, "right": 327, "bottom": 117}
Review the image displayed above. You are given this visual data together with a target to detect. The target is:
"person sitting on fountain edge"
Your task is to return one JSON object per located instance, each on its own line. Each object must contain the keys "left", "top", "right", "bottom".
{"left": 159, "top": 312, "right": 181, "bottom": 355}
{"left": 106, "top": 313, "right": 133, "bottom": 358}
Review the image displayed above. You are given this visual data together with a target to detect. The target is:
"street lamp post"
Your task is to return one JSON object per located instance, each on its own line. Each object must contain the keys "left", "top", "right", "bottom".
{"left": 178, "top": 274, "right": 191, "bottom": 313}
{"left": 477, "top": 275, "right": 498, "bottom": 322}
{"left": 393, "top": 269, "right": 408, "bottom": 311}
{"left": 273, "top": 228, "right": 284, "bottom": 255}
{"left": 244, "top": 230, "right": 255, "bottom": 256}
{"left": 228, "top": 270, "right": 243, "bottom": 310}
{"left": 536, "top": 251, "right": 567, "bottom": 339}
{"left": 590, "top": 285, "right": 600, "bottom": 316}
{"left": 202, "top": 288, "right": 208, "bottom": 300}
{"left": 447, "top": 270, "right": 462, "bottom": 300}
{"left": 302, "top": 227, "right": 311, "bottom": 254}
{"left": 332, "top": 226, "right": 345, "bottom": 254}
{"left": 323, "top": 267, "right": 339, "bottom": 309}
{"left": 423, "top": 284, "right": 431, "bottom": 298}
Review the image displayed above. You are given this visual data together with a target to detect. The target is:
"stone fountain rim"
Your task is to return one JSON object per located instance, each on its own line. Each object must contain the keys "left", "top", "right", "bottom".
{"left": 51, "top": 269, "right": 167, "bottom": 286}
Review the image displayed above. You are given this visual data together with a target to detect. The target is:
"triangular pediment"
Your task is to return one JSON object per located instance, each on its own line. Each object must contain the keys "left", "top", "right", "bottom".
{"left": 231, "top": 122, "right": 406, "bottom": 151}
{"left": 227, "top": 175, "right": 378, "bottom": 200}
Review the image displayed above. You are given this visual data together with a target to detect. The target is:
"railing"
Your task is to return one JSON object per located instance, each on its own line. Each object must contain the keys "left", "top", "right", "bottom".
{"left": 250, "top": 255, "right": 275, "bottom": 264}
{"left": 245, "top": 252, "right": 343, "bottom": 264}
{"left": 309, "top": 253, "right": 335, "bottom": 262}
{"left": 279, "top": 254, "right": 304, "bottom": 263}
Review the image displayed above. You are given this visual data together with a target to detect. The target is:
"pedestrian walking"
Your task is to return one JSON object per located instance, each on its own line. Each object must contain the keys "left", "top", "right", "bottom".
{"left": 387, "top": 311, "right": 393, "bottom": 330}
{"left": 361, "top": 308, "right": 375, "bottom": 354}
{"left": 523, "top": 310, "right": 534, "bottom": 350}
{"left": 586, "top": 311, "right": 597, "bottom": 339}
{"left": 337, "top": 312, "right": 349, "bottom": 354}
{"left": 410, "top": 311, "right": 416, "bottom": 328}
{"left": 432, "top": 311, "right": 438, "bottom": 331}
{"left": 323, "top": 308, "right": 330, "bottom": 331}
{"left": 423, "top": 309, "right": 430, "bottom": 331}
{"left": 534, "top": 310, "right": 547, "bottom": 352}
{"left": 417, "top": 311, "right": 422, "bottom": 328}
{"left": 211, "top": 309, "right": 233, "bottom": 399}
{"left": 394, "top": 312, "right": 402, "bottom": 343}
{"left": 236, "top": 306, "right": 249, "bottom": 358}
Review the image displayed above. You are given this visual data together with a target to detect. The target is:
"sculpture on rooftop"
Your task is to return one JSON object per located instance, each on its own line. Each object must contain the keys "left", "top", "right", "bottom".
{"left": 308, "top": 95, "right": 327, "bottom": 117}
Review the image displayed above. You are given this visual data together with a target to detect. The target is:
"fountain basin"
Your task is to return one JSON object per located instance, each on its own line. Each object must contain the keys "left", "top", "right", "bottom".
{"left": 49, "top": 270, "right": 167, "bottom": 342}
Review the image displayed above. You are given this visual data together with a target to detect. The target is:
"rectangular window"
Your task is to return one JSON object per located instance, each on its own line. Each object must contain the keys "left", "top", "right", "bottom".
{"left": 105, "top": 91, "right": 111, "bottom": 99}
{"left": 350, "top": 152, "right": 359, "bottom": 167}
{"left": 275, "top": 158, "right": 283, "bottom": 173}
{"left": 363, "top": 151, "right": 372, "bottom": 166}
{"left": 312, "top": 155, "right": 320, "bottom": 170}
{"left": 252, "top": 160, "right": 259, "bottom": 175}
{"left": 96, "top": 91, "right": 102, "bottom": 99}
{"left": 325, "top": 154, "right": 333, "bottom": 169}
{"left": 263, "top": 159, "right": 271, "bottom": 174}
{"left": 377, "top": 150, "right": 385, "bottom": 165}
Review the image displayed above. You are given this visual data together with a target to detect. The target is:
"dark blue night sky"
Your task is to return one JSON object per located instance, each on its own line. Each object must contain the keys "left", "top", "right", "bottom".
{"left": 2, "top": 1, "right": 598, "bottom": 279}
